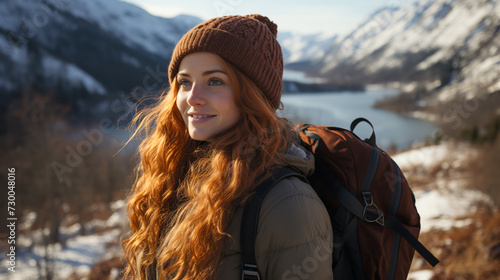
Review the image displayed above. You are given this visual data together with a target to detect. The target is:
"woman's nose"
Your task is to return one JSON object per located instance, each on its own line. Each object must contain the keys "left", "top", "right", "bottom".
{"left": 186, "top": 83, "right": 206, "bottom": 106}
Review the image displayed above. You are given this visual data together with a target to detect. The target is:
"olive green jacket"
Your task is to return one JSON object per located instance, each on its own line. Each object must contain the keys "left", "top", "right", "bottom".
{"left": 215, "top": 144, "right": 334, "bottom": 280}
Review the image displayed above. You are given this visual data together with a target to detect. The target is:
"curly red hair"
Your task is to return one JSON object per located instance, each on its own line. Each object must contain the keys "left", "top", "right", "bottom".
{"left": 122, "top": 55, "right": 295, "bottom": 279}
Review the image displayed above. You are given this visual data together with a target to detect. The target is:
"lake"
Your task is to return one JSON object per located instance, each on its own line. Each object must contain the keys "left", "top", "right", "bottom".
{"left": 112, "top": 88, "right": 438, "bottom": 152}
{"left": 279, "top": 89, "right": 437, "bottom": 150}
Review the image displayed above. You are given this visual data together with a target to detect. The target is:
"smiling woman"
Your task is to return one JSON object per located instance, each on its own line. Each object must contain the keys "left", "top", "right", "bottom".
{"left": 121, "top": 14, "right": 333, "bottom": 280}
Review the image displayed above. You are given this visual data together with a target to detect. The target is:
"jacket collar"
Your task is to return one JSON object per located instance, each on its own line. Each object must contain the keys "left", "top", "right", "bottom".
{"left": 283, "top": 143, "right": 315, "bottom": 177}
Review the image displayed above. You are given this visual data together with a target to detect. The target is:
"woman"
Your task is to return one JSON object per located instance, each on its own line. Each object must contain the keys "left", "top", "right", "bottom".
{"left": 122, "top": 14, "right": 333, "bottom": 280}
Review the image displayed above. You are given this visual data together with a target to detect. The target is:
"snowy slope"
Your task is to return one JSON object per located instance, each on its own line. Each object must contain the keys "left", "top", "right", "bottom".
{"left": 0, "top": 0, "right": 201, "bottom": 109}
{"left": 392, "top": 142, "right": 492, "bottom": 232}
{"left": 308, "top": 0, "right": 500, "bottom": 95}
{"left": 0, "top": 0, "right": 199, "bottom": 59}
{"left": 278, "top": 31, "right": 337, "bottom": 65}
{"left": 0, "top": 200, "right": 127, "bottom": 279}
{"left": 39, "top": 0, "right": 197, "bottom": 56}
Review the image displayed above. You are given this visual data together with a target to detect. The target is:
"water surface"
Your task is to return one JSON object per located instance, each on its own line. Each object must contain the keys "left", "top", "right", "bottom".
{"left": 279, "top": 89, "right": 437, "bottom": 150}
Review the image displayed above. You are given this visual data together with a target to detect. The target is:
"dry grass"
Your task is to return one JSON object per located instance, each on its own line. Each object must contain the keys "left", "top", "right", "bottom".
{"left": 400, "top": 139, "right": 500, "bottom": 279}
{"left": 88, "top": 256, "right": 125, "bottom": 280}
{"left": 400, "top": 145, "right": 475, "bottom": 191}
{"left": 411, "top": 209, "right": 500, "bottom": 279}
{"left": 468, "top": 137, "right": 500, "bottom": 206}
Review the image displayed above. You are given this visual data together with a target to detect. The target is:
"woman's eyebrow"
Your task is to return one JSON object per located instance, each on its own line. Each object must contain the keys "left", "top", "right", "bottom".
{"left": 202, "top": 70, "right": 227, "bottom": 76}
{"left": 178, "top": 70, "right": 227, "bottom": 77}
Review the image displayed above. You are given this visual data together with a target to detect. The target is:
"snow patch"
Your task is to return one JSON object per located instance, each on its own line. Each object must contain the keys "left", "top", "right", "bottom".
{"left": 410, "top": 110, "right": 439, "bottom": 122}
{"left": 1, "top": 200, "right": 127, "bottom": 279}
{"left": 408, "top": 270, "right": 434, "bottom": 280}
{"left": 279, "top": 31, "right": 337, "bottom": 64}
{"left": 42, "top": 0, "right": 200, "bottom": 55}
{"left": 283, "top": 70, "right": 327, "bottom": 84}
{"left": 41, "top": 55, "right": 107, "bottom": 94}
{"left": 393, "top": 143, "right": 492, "bottom": 233}
{"left": 415, "top": 179, "right": 489, "bottom": 232}
{"left": 392, "top": 143, "right": 452, "bottom": 169}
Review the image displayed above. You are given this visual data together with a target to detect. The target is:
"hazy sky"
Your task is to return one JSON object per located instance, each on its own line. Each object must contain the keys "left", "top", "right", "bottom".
{"left": 122, "top": 0, "right": 418, "bottom": 35}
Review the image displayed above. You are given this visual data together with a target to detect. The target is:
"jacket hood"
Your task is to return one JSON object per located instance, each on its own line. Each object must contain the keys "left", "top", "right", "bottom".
{"left": 283, "top": 143, "right": 315, "bottom": 177}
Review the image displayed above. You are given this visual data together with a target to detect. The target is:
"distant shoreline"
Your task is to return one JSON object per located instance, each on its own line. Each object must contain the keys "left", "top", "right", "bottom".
{"left": 282, "top": 79, "right": 365, "bottom": 94}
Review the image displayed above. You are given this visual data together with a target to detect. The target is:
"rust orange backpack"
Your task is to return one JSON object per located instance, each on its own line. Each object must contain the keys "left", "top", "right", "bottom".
{"left": 241, "top": 118, "right": 439, "bottom": 280}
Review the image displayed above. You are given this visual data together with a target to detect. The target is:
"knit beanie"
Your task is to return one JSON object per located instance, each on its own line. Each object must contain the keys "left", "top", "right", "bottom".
{"left": 168, "top": 14, "right": 283, "bottom": 109}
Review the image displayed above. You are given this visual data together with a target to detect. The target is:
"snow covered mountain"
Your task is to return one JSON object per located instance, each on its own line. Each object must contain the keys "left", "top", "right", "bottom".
{"left": 278, "top": 31, "right": 337, "bottom": 66}
{"left": 0, "top": 0, "right": 201, "bottom": 118}
{"left": 307, "top": 0, "right": 500, "bottom": 99}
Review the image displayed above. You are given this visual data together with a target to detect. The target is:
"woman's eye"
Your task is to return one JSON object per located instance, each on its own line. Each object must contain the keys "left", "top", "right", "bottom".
{"left": 209, "top": 79, "right": 223, "bottom": 86}
{"left": 179, "top": 80, "right": 192, "bottom": 87}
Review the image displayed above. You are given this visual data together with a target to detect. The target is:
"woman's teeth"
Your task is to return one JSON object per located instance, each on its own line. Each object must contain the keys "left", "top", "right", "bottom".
{"left": 191, "top": 115, "right": 212, "bottom": 119}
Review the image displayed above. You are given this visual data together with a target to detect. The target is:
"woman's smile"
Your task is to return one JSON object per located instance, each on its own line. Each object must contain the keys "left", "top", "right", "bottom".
{"left": 188, "top": 113, "right": 217, "bottom": 123}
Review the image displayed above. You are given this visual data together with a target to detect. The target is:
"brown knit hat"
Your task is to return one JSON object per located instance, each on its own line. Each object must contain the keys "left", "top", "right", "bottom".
{"left": 168, "top": 14, "right": 283, "bottom": 109}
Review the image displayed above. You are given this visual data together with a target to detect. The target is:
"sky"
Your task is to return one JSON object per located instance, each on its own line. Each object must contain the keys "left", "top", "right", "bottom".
{"left": 122, "top": 0, "right": 418, "bottom": 36}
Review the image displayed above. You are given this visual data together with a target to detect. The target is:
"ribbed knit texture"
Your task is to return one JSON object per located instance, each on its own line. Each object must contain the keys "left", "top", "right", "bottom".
{"left": 168, "top": 14, "right": 283, "bottom": 109}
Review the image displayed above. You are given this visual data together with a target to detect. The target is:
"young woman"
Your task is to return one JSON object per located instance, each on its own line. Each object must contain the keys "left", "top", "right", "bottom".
{"left": 122, "top": 14, "right": 333, "bottom": 280}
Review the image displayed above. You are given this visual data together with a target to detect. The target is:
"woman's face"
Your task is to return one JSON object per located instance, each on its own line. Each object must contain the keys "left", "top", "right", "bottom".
{"left": 176, "top": 52, "right": 241, "bottom": 141}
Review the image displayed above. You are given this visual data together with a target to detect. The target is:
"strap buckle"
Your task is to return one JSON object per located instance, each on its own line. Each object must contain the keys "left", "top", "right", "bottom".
{"left": 362, "top": 192, "right": 384, "bottom": 226}
{"left": 242, "top": 264, "right": 261, "bottom": 280}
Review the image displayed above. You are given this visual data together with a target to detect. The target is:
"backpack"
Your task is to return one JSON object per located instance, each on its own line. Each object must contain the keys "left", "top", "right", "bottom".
{"left": 240, "top": 118, "right": 439, "bottom": 280}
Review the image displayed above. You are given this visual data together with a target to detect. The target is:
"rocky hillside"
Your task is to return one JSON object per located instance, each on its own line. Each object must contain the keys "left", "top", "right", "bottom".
{"left": 304, "top": 0, "right": 499, "bottom": 88}
{"left": 0, "top": 0, "right": 201, "bottom": 120}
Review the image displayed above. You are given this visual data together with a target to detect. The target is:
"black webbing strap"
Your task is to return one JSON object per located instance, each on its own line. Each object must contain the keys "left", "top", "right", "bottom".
{"left": 384, "top": 218, "right": 440, "bottom": 267}
{"left": 240, "top": 167, "right": 307, "bottom": 280}
{"left": 361, "top": 146, "right": 380, "bottom": 193}
{"left": 387, "top": 160, "right": 403, "bottom": 280}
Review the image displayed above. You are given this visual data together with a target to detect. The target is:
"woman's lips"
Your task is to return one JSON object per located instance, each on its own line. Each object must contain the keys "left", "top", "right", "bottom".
{"left": 188, "top": 114, "right": 216, "bottom": 124}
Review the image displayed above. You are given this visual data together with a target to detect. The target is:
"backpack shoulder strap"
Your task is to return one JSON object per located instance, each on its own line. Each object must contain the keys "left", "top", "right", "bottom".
{"left": 240, "top": 167, "right": 307, "bottom": 280}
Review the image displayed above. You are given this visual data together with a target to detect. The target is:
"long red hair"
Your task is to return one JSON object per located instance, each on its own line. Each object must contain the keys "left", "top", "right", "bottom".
{"left": 122, "top": 55, "right": 295, "bottom": 279}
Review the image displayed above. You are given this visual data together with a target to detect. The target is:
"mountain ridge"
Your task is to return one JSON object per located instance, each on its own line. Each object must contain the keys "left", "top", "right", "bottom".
{"left": 1, "top": 0, "right": 499, "bottom": 126}
{"left": 0, "top": 0, "right": 202, "bottom": 121}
